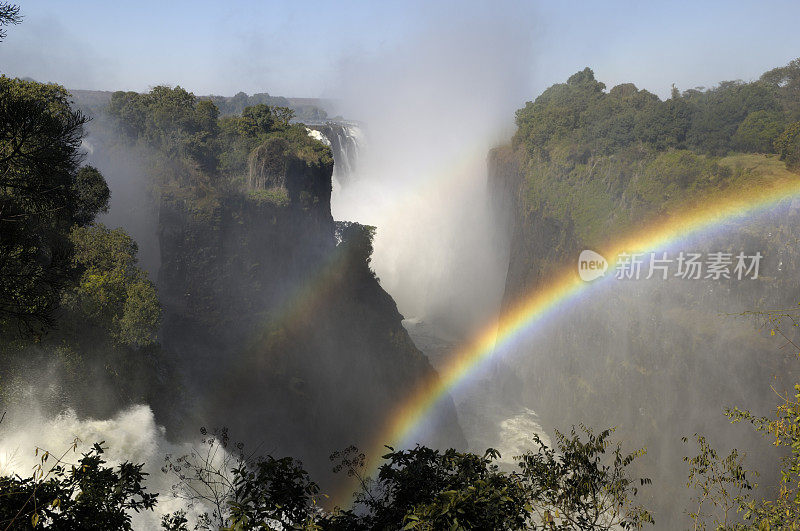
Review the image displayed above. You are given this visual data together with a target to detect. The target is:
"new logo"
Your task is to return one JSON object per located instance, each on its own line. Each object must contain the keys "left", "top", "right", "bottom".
{"left": 578, "top": 250, "right": 608, "bottom": 282}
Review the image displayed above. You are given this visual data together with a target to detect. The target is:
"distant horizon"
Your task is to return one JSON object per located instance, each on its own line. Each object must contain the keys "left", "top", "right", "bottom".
{"left": 29, "top": 54, "right": 800, "bottom": 110}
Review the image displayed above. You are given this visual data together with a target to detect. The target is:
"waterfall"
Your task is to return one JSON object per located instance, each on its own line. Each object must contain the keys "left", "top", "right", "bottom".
{"left": 306, "top": 121, "right": 363, "bottom": 185}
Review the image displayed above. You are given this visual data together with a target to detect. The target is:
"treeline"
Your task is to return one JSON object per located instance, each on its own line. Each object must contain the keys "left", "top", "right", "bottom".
{"left": 198, "top": 91, "right": 328, "bottom": 123}
{"left": 507, "top": 60, "right": 800, "bottom": 248}
{"left": 0, "top": 425, "right": 655, "bottom": 530}
{"left": 106, "top": 86, "right": 331, "bottom": 194}
{"left": 514, "top": 60, "right": 800, "bottom": 164}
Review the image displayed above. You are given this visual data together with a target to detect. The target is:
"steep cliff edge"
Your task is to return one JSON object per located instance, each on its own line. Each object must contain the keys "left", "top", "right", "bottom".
{"left": 486, "top": 65, "right": 800, "bottom": 526}
{"left": 158, "top": 136, "right": 465, "bottom": 480}
{"left": 488, "top": 145, "right": 580, "bottom": 303}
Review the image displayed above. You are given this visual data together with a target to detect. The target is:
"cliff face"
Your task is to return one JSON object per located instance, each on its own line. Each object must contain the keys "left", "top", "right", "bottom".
{"left": 157, "top": 140, "right": 465, "bottom": 480}
{"left": 487, "top": 147, "right": 800, "bottom": 527}
{"left": 487, "top": 146, "right": 580, "bottom": 305}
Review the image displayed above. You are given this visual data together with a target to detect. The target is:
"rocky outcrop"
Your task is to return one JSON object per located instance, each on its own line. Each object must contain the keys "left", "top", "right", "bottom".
{"left": 157, "top": 137, "right": 465, "bottom": 485}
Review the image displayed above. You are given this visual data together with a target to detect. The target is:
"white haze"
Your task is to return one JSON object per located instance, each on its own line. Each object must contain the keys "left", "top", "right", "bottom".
{"left": 329, "top": 2, "right": 536, "bottom": 337}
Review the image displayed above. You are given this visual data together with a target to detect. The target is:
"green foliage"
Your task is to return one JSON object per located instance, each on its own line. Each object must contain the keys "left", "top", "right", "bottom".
{"left": 72, "top": 165, "right": 110, "bottom": 224}
{"left": 685, "top": 81, "right": 781, "bottom": 155}
{"left": 0, "top": 442, "right": 157, "bottom": 530}
{"left": 245, "top": 124, "right": 333, "bottom": 170}
{"left": 108, "top": 86, "right": 331, "bottom": 208}
{"left": 161, "top": 511, "right": 190, "bottom": 531}
{"left": 522, "top": 146, "right": 738, "bottom": 245}
{"left": 329, "top": 445, "right": 529, "bottom": 530}
{"left": 514, "top": 59, "right": 796, "bottom": 163}
{"left": 200, "top": 91, "right": 291, "bottom": 117}
{"left": 633, "top": 94, "right": 695, "bottom": 150}
{"left": 335, "top": 222, "right": 377, "bottom": 279}
{"left": 0, "top": 2, "right": 21, "bottom": 41}
{"left": 227, "top": 456, "right": 320, "bottom": 530}
{"left": 162, "top": 428, "right": 322, "bottom": 531}
{"left": 200, "top": 92, "right": 325, "bottom": 122}
{"left": 0, "top": 76, "right": 110, "bottom": 334}
{"left": 678, "top": 305, "right": 800, "bottom": 528}
{"left": 760, "top": 58, "right": 800, "bottom": 121}
{"left": 65, "top": 224, "right": 161, "bottom": 348}
{"left": 0, "top": 63, "right": 164, "bottom": 411}
{"left": 725, "top": 382, "right": 800, "bottom": 528}
{"left": 272, "top": 106, "right": 295, "bottom": 127}
{"left": 732, "top": 110, "right": 785, "bottom": 153}
{"left": 513, "top": 67, "right": 607, "bottom": 157}
{"left": 107, "top": 86, "right": 221, "bottom": 174}
{"left": 155, "top": 425, "right": 653, "bottom": 530}
{"left": 775, "top": 121, "right": 800, "bottom": 171}
{"left": 328, "top": 427, "right": 651, "bottom": 530}
{"left": 247, "top": 188, "right": 289, "bottom": 207}
{"left": 509, "top": 59, "right": 800, "bottom": 254}
{"left": 238, "top": 104, "right": 275, "bottom": 138}
{"left": 682, "top": 434, "right": 754, "bottom": 529}
{"left": 517, "top": 427, "right": 653, "bottom": 530}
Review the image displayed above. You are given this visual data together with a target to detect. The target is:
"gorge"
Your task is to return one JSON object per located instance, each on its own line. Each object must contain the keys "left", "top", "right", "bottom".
{"left": 4, "top": 2, "right": 800, "bottom": 527}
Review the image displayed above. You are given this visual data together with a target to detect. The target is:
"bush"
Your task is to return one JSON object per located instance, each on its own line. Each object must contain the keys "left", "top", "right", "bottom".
{"left": 775, "top": 121, "right": 800, "bottom": 171}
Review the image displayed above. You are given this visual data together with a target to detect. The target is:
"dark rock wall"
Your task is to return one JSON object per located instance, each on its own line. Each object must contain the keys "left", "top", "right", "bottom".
{"left": 157, "top": 141, "right": 465, "bottom": 485}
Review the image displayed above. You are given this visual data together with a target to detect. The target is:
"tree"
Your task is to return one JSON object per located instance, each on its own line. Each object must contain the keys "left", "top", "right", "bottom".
{"left": 335, "top": 221, "right": 377, "bottom": 280}
{"left": 108, "top": 86, "right": 222, "bottom": 174}
{"left": 328, "top": 427, "right": 652, "bottom": 530}
{"left": 775, "top": 121, "right": 800, "bottom": 171}
{"left": 633, "top": 97, "right": 695, "bottom": 150}
{"left": 732, "top": 110, "right": 785, "bottom": 153}
{"left": 72, "top": 166, "right": 111, "bottom": 225}
{"left": 513, "top": 67, "right": 606, "bottom": 156}
{"left": 685, "top": 81, "right": 781, "bottom": 155}
{"left": 0, "top": 441, "right": 157, "bottom": 530}
{"left": 238, "top": 104, "right": 275, "bottom": 138}
{"left": 328, "top": 445, "right": 530, "bottom": 530}
{"left": 185, "top": 99, "right": 221, "bottom": 174}
{"left": 0, "top": 2, "right": 21, "bottom": 41}
{"left": 761, "top": 57, "right": 800, "bottom": 121}
{"left": 162, "top": 427, "right": 321, "bottom": 530}
{"left": 107, "top": 91, "right": 148, "bottom": 140}
{"left": 517, "top": 427, "right": 653, "bottom": 530}
{"left": 0, "top": 76, "right": 110, "bottom": 334}
{"left": 682, "top": 434, "right": 754, "bottom": 529}
{"left": 273, "top": 107, "right": 296, "bottom": 127}
{"left": 0, "top": 223, "right": 164, "bottom": 415}
{"left": 227, "top": 455, "right": 320, "bottom": 530}
{"left": 64, "top": 224, "right": 161, "bottom": 348}
{"left": 683, "top": 305, "right": 800, "bottom": 528}
{"left": 0, "top": 424, "right": 653, "bottom": 530}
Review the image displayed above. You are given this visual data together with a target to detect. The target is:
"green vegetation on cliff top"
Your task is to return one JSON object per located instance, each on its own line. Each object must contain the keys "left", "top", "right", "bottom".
{"left": 106, "top": 86, "right": 333, "bottom": 211}
{"left": 511, "top": 60, "right": 800, "bottom": 247}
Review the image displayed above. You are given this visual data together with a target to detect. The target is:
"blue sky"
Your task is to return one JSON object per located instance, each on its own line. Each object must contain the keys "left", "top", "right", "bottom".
{"left": 2, "top": 0, "right": 800, "bottom": 101}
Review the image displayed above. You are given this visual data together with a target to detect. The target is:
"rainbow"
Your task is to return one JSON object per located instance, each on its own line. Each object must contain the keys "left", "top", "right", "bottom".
{"left": 334, "top": 159, "right": 800, "bottom": 506}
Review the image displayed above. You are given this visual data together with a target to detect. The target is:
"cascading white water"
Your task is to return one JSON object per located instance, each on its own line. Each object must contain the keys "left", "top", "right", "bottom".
{"left": 313, "top": 2, "right": 554, "bottom": 458}
{"left": 306, "top": 121, "right": 364, "bottom": 185}
{"left": 0, "top": 405, "right": 227, "bottom": 528}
